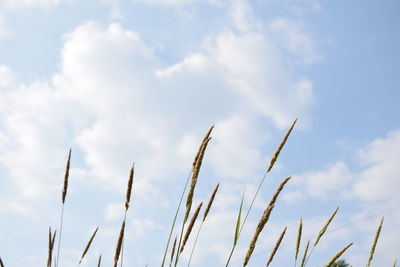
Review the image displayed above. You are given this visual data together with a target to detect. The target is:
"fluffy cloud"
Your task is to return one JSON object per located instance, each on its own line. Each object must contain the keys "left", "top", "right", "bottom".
{"left": 289, "top": 129, "right": 400, "bottom": 266}
{"left": 0, "top": 1, "right": 318, "bottom": 265}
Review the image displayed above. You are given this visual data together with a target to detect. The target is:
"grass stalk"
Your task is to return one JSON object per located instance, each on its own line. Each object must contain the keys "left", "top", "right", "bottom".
{"left": 266, "top": 226, "right": 287, "bottom": 267}
{"left": 225, "top": 119, "right": 297, "bottom": 266}
{"left": 121, "top": 163, "right": 135, "bottom": 267}
{"left": 114, "top": 220, "right": 126, "bottom": 267}
{"left": 366, "top": 217, "right": 384, "bottom": 267}
{"left": 78, "top": 226, "right": 99, "bottom": 265}
{"left": 324, "top": 243, "right": 353, "bottom": 267}
{"left": 47, "top": 227, "right": 57, "bottom": 267}
{"left": 169, "top": 235, "right": 178, "bottom": 267}
{"left": 56, "top": 149, "right": 71, "bottom": 267}
{"left": 162, "top": 126, "right": 213, "bottom": 267}
{"left": 305, "top": 207, "right": 339, "bottom": 265}
{"left": 294, "top": 217, "right": 302, "bottom": 267}
{"left": 243, "top": 176, "right": 292, "bottom": 266}
{"left": 299, "top": 241, "right": 310, "bottom": 267}
{"left": 180, "top": 202, "right": 203, "bottom": 254}
{"left": 188, "top": 183, "right": 219, "bottom": 267}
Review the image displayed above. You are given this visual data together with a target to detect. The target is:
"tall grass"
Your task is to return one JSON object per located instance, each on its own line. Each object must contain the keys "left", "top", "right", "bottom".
{"left": 0, "top": 121, "right": 393, "bottom": 267}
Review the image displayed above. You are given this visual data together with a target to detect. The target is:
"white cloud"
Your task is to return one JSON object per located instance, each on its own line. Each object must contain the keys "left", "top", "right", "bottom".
{"left": 0, "top": 1, "right": 319, "bottom": 265}
{"left": 269, "top": 17, "right": 321, "bottom": 64}
{"left": 353, "top": 129, "right": 400, "bottom": 202}
{"left": 290, "top": 129, "right": 400, "bottom": 265}
{"left": 293, "top": 161, "right": 354, "bottom": 199}
{"left": 0, "top": 65, "right": 15, "bottom": 87}
{"left": 291, "top": 129, "right": 400, "bottom": 204}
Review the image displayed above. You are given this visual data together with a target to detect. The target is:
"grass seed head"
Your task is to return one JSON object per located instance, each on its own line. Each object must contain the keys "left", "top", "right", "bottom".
{"left": 324, "top": 243, "right": 353, "bottom": 267}
{"left": 266, "top": 226, "right": 287, "bottom": 267}
{"left": 62, "top": 148, "right": 71, "bottom": 204}
{"left": 243, "top": 176, "right": 291, "bottom": 266}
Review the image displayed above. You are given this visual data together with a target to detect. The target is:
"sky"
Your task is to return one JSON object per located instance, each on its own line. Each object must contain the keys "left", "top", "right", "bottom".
{"left": 0, "top": 0, "right": 399, "bottom": 266}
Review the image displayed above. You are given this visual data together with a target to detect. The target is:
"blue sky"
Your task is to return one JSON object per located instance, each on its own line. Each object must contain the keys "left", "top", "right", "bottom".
{"left": 0, "top": 0, "right": 399, "bottom": 266}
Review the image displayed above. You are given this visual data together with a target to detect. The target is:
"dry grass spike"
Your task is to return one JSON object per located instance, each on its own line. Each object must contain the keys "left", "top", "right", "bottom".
{"left": 314, "top": 206, "right": 339, "bottom": 247}
{"left": 267, "top": 118, "right": 297, "bottom": 172}
{"left": 192, "top": 125, "right": 214, "bottom": 170}
{"left": 243, "top": 176, "right": 292, "bottom": 266}
{"left": 125, "top": 163, "right": 135, "bottom": 211}
{"left": 114, "top": 220, "right": 126, "bottom": 267}
{"left": 300, "top": 241, "right": 310, "bottom": 267}
{"left": 62, "top": 148, "right": 71, "bottom": 204}
{"left": 47, "top": 227, "right": 56, "bottom": 267}
{"left": 203, "top": 183, "right": 219, "bottom": 222}
{"left": 79, "top": 226, "right": 99, "bottom": 264}
{"left": 324, "top": 242, "right": 353, "bottom": 267}
{"left": 170, "top": 235, "right": 178, "bottom": 267}
{"left": 266, "top": 226, "right": 287, "bottom": 267}
{"left": 295, "top": 217, "right": 303, "bottom": 262}
{"left": 180, "top": 202, "right": 203, "bottom": 253}
{"left": 184, "top": 135, "right": 212, "bottom": 223}
{"left": 367, "top": 217, "right": 384, "bottom": 267}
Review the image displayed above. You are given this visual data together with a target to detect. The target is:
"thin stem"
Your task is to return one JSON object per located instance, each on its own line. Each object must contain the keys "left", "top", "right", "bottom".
{"left": 160, "top": 170, "right": 192, "bottom": 267}
{"left": 303, "top": 246, "right": 314, "bottom": 266}
{"left": 188, "top": 221, "right": 204, "bottom": 267}
{"left": 174, "top": 217, "right": 186, "bottom": 267}
{"left": 55, "top": 204, "right": 65, "bottom": 267}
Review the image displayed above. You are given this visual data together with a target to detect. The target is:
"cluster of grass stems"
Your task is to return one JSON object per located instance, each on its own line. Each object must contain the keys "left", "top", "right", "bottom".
{"left": 0, "top": 119, "right": 396, "bottom": 267}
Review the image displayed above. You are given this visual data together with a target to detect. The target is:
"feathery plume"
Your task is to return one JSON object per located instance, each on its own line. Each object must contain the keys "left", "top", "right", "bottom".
{"left": 243, "top": 176, "right": 291, "bottom": 266}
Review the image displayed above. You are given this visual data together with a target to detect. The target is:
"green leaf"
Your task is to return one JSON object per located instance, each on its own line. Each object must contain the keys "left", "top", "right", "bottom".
{"left": 234, "top": 189, "right": 245, "bottom": 245}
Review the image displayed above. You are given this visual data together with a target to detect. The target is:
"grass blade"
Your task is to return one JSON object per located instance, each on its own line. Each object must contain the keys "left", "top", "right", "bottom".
{"left": 234, "top": 189, "right": 245, "bottom": 246}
